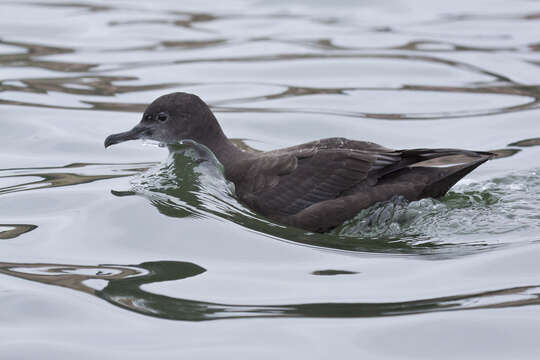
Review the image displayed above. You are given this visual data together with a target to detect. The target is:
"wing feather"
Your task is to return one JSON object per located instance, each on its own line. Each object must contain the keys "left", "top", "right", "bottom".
{"left": 237, "top": 145, "right": 384, "bottom": 216}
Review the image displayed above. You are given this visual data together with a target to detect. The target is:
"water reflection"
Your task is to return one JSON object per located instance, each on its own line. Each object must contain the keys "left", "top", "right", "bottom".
{"left": 28, "top": 1, "right": 113, "bottom": 12}
{"left": 3, "top": 76, "right": 537, "bottom": 119}
{"left": 0, "top": 162, "right": 154, "bottom": 196}
{"left": 1, "top": 75, "right": 175, "bottom": 97}
{"left": 489, "top": 148, "right": 521, "bottom": 159}
{"left": 0, "top": 39, "right": 96, "bottom": 72}
{"left": 311, "top": 269, "right": 358, "bottom": 276}
{"left": 1, "top": 8, "right": 539, "bottom": 120}
{"left": 1, "top": 259, "right": 539, "bottom": 321}
{"left": 0, "top": 224, "right": 37, "bottom": 240}
{"left": 509, "top": 137, "right": 540, "bottom": 147}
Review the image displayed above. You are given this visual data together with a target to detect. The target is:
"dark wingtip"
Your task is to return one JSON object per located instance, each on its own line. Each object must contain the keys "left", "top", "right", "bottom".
{"left": 477, "top": 150, "right": 497, "bottom": 159}
{"left": 454, "top": 149, "right": 496, "bottom": 159}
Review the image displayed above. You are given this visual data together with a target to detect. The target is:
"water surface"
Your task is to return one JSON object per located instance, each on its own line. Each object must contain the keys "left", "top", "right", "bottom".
{"left": 1, "top": 0, "right": 540, "bottom": 358}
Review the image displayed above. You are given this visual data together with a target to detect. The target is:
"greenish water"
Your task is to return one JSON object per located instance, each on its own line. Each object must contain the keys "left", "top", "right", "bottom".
{"left": 1, "top": 0, "right": 540, "bottom": 358}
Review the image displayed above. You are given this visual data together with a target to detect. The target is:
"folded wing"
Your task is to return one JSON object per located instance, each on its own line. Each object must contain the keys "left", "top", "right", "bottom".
{"left": 235, "top": 138, "right": 492, "bottom": 218}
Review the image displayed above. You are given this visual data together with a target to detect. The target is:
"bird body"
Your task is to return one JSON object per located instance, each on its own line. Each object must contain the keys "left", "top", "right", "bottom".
{"left": 105, "top": 92, "right": 492, "bottom": 232}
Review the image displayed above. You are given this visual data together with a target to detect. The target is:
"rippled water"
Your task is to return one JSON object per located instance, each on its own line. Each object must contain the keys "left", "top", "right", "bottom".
{"left": 1, "top": 0, "right": 540, "bottom": 358}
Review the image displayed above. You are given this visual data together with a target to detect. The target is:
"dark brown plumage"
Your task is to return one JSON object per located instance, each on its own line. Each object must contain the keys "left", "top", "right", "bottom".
{"left": 105, "top": 92, "right": 493, "bottom": 232}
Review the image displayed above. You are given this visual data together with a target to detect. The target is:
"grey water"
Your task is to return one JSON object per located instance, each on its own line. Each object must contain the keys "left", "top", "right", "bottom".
{"left": 1, "top": 0, "right": 540, "bottom": 358}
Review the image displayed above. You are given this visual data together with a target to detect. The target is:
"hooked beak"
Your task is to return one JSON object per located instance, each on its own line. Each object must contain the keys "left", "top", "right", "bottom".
{"left": 104, "top": 124, "right": 152, "bottom": 148}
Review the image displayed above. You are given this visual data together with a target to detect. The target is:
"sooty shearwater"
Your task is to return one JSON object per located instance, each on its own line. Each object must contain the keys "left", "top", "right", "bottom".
{"left": 104, "top": 92, "right": 493, "bottom": 232}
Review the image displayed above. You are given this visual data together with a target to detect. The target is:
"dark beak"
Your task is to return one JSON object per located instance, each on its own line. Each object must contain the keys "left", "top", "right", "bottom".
{"left": 104, "top": 124, "right": 151, "bottom": 148}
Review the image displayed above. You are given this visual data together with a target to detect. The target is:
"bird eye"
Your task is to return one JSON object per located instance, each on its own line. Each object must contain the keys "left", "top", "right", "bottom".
{"left": 144, "top": 114, "right": 152, "bottom": 121}
{"left": 157, "top": 112, "right": 168, "bottom": 122}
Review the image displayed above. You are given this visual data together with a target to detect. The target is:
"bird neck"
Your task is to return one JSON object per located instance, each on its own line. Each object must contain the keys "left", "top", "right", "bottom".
{"left": 190, "top": 118, "right": 253, "bottom": 181}
{"left": 206, "top": 129, "right": 252, "bottom": 178}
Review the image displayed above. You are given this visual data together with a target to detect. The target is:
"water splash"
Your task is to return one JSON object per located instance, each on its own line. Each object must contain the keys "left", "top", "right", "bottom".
{"left": 337, "top": 169, "right": 540, "bottom": 247}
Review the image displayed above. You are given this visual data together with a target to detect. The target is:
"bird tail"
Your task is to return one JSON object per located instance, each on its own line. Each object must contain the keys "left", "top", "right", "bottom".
{"left": 418, "top": 156, "right": 491, "bottom": 198}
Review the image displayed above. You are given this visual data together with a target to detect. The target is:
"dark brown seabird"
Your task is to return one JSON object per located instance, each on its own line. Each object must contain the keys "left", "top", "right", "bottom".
{"left": 105, "top": 92, "right": 493, "bottom": 233}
